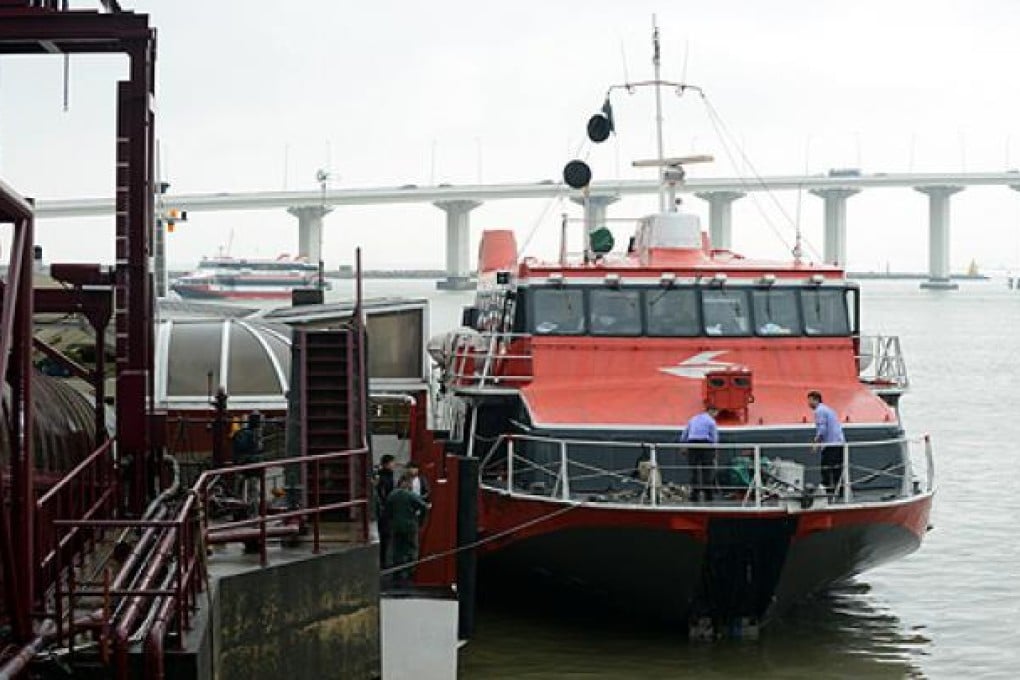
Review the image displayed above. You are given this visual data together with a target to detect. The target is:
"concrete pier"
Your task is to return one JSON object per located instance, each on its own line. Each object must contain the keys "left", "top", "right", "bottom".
{"left": 435, "top": 199, "right": 481, "bottom": 290}
{"left": 287, "top": 205, "right": 333, "bottom": 265}
{"left": 694, "top": 190, "right": 744, "bottom": 250}
{"left": 809, "top": 188, "right": 859, "bottom": 267}
{"left": 914, "top": 185, "right": 963, "bottom": 290}
{"left": 381, "top": 589, "right": 459, "bottom": 679}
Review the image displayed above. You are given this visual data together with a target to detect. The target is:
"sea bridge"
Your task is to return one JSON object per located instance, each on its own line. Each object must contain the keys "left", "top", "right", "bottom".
{"left": 34, "top": 170, "right": 1020, "bottom": 291}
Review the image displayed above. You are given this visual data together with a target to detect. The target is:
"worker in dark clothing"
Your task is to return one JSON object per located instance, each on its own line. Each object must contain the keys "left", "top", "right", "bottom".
{"left": 680, "top": 405, "right": 720, "bottom": 502}
{"left": 231, "top": 417, "right": 259, "bottom": 465}
{"left": 405, "top": 460, "right": 431, "bottom": 502}
{"left": 374, "top": 454, "right": 397, "bottom": 566}
{"left": 230, "top": 413, "right": 262, "bottom": 505}
{"left": 384, "top": 474, "right": 430, "bottom": 586}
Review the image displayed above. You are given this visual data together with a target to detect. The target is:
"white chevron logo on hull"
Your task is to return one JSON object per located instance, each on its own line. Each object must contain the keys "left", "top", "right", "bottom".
{"left": 660, "top": 351, "right": 735, "bottom": 379}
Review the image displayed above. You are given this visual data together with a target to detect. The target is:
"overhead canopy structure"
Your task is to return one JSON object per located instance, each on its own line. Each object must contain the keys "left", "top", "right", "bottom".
{"left": 156, "top": 298, "right": 429, "bottom": 410}
{"left": 156, "top": 319, "right": 291, "bottom": 411}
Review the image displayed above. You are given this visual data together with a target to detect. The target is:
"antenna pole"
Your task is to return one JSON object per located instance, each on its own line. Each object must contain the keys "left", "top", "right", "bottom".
{"left": 559, "top": 213, "right": 568, "bottom": 265}
{"left": 652, "top": 16, "right": 666, "bottom": 212}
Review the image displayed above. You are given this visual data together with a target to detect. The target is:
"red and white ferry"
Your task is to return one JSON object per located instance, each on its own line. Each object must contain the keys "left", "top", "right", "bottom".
{"left": 426, "top": 40, "right": 935, "bottom": 636}
{"left": 170, "top": 254, "right": 328, "bottom": 301}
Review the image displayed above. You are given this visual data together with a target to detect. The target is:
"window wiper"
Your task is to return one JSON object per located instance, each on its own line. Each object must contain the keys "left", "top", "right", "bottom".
{"left": 648, "top": 289, "right": 669, "bottom": 306}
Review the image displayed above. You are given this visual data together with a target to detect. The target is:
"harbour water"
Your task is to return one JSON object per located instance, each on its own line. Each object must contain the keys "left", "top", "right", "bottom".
{"left": 291, "top": 277, "right": 1017, "bottom": 678}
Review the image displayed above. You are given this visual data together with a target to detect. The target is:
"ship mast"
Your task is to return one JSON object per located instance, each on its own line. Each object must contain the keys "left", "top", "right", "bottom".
{"left": 563, "top": 20, "right": 712, "bottom": 223}
{"left": 652, "top": 15, "right": 666, "bottom": 212}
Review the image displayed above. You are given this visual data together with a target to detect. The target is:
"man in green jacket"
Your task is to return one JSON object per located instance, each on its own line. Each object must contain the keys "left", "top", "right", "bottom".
{"left": 384, "top": 474, "right": 429, "bottom": 586}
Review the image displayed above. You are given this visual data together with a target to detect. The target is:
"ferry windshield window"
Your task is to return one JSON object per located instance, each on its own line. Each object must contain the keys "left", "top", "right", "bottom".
{"left": 702, "top": 289, "right": 751, "bottom": 336}
{"left": 590, "top": 289, "right": 642, "bottom": 336}
{"left": 752, "top": 289, "right": 801, "bottom": 336}
{"left": 531, "top": 288, "right": 586, "bottom": 335}
{"left": 645, "top": 288, "right": 699, "bottom": 336}
{"left": 801, "top": 288, "right": 850, "bottom": 335}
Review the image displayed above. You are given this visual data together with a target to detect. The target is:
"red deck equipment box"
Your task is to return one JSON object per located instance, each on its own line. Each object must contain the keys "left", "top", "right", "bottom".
{"left": 703, "top": 367, "right": 754, "bottom": 421}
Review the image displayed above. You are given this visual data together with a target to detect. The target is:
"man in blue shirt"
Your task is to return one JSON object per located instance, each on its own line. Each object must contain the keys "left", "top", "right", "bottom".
{"left": 681, "top": 405, "right": 720, "bottom": 502}
{"left": 808, "top": 390, "right": 846, "bottom": 495}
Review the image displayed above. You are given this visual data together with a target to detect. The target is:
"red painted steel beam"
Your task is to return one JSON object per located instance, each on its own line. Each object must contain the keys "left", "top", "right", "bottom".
{"left": 13, "top": 212, "right": 35, "bottom": 644}
{"left": 0, "top": 184, "right": 32, "bottom": 644}
{"left": 0, "top": 219, "right": 27, "bottom": 394}
{"left": 0, "top": 284, "right": 113, "bottom": 323}
{"left": 50, "top": 262, "right": 115, "bottom": 287}
{"left": 0, "top": 210, "right": 30, "bottom": 641}
{"left": 0, "top": 9, "right": 150, "bottom": 55}
{"left": 6, "top": 213, "right": 35, "bottom": 644}
{"left": 33, "top": 287, "right": 112, "bottom": 326}
{"left": 0, "top": 177, "right": 32, "bottom": 219}
{"left": 32, "top": 335, "right": 94, "bottom": 382}
{"left": 0, "top": 6, "right": 156, "bottom": 651}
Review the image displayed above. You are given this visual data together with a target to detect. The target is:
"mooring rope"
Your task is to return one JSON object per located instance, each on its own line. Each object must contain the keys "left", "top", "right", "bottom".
{"left": 379, "top": 499, "right": 584, "bottom": 576}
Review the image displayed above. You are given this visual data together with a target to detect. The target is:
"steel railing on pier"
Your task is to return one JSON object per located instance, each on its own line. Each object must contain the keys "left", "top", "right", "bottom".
{"left": 37, "top": 444, "right": 371, "bottom": 679}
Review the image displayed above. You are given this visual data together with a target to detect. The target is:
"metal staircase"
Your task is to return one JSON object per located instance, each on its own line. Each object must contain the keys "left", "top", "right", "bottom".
{"left": 299, "top": 326, "right": 367, "bottom": 519}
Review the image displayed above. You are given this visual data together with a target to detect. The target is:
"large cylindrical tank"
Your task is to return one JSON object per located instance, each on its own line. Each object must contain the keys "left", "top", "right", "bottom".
{"left": 0, "top": 371, "right": 98, "bottom": 628}
{"left": 0, "top": 371, "right": 98, "bottom": 476}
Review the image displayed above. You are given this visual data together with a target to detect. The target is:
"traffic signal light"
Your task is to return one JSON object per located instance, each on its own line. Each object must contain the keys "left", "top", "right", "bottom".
{"left": 164, "top": 207, "right": 187, "bottom": 232}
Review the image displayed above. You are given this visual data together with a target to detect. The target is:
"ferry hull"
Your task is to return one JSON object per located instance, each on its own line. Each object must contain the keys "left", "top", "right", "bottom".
{"left": 170, "top": 285, "right": 295, "bottom": 301}
{"left": 475, "top": 491, "right": 931, "bottom": 627}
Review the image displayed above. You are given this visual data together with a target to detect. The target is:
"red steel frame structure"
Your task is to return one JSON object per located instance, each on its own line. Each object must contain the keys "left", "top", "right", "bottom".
{"left": 0, "top": 8, "right": 375, "bottom": 677}
{"left": 0, "top": 179, "right": 37, "bottom": 647}
{"left": 0, "top": 0, "right": 157, "bottom": 648}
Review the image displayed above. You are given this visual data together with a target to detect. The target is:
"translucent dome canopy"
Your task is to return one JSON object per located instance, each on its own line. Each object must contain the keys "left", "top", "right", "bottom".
{"left": 156, "top": 319, "right": 291, "bottom": 409}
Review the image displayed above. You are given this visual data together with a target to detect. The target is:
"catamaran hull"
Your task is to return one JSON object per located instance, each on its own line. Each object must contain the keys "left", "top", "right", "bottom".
{"left": 475, "top": 491, "right": 932, "bottom": 628}
{"left": 170, "top": 284, "right": 295, "bottom": 301}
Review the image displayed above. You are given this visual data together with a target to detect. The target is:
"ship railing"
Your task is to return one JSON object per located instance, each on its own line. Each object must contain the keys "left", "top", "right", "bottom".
{"left": 857, "top": 334, "right": 909, "bottom": 390}
{"left": 478, "top": 432, "right": 935, "bottom": 509}
{"left": 446, "top": 330, "right": 533, "bottom": 391}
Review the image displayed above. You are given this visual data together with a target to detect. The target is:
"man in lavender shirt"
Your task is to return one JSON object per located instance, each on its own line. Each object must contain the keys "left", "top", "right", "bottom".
{"left": 808, "top": 390, "right": 845, "bottom": 495}
{"left": 681, "top": 405, "right": 720, "bottom": 502}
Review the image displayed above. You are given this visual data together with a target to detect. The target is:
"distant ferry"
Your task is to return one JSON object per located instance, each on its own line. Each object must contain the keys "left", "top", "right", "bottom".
{"left": 170, "top": 255, "right": 328, "bottom": 300}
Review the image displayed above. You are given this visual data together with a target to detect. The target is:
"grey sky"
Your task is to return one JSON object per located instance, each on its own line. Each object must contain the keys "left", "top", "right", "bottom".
{"left": 1, "top": 0, "right": 1019, "bottom": 272}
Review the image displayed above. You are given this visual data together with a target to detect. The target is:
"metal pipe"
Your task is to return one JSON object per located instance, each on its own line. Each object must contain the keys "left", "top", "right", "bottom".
{"left": 507, "top": 437, "right": 514, "bottom": 493}
{"left": 649, "top": 444, "right": 658, "bottom": 506}
{"left": 0, "top": 634, "right": 47, "bottom": 680}
{"left": 259, "top": 469, "right": 267, "bottom": 567}
{"left": 652, "top": 17, "right": 666, "bottom": 212}
{"left": 113, "top": 526, "right": 178, "bottom": 680}
{"left": 369, "top": 393, "right": 417, "bottom": 406}
{"left": 753, "top": 446, "right": 762, "bottom": 508}
{"left": 144, "top": 595, "right": 175, "bottom": 680}
{"left": 924, "top": 434, "right": 935, "bottom": 492}
{"left": 842, "top": 443, "right": 852, "bottom": 502}
{"left": 142, "top": 454, "right": 180, "bottom": 520}
{"left": 559, "top": 440, "right": 570, "bottom": 501}
{"left": 0, "top": 620, "right": 56, "bottom": 680}
{"left": 206, "top": 524, "right": 301, "bottom": 545}
{"left": 559, "top": 213, "right": 568, "bottom": 265}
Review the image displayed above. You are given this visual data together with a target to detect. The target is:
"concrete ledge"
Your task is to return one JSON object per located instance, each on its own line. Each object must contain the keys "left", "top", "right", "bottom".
{"left": 436, "top": 277, "right": 476, "bottom": 291}
{"left": 919, "top": 279, "right": 959, "bottom": 290}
